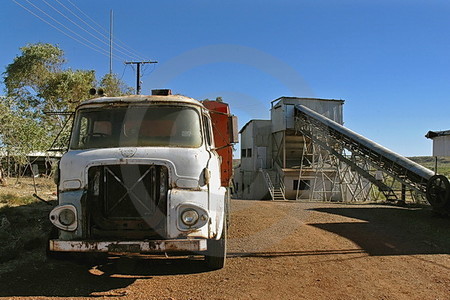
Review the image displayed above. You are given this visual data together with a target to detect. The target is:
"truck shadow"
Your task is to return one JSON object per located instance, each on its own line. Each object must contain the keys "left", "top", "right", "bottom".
{"left": 0, "top": 198, "right": 212, "bottom": 297}
{"left": 0, "top": 255, "right": 210, "bottom": 297}
{"left": 308, "top": 205, "right": 450, "bottom": 256}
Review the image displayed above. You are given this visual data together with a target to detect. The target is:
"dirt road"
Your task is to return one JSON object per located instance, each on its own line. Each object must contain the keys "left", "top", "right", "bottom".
{"left": 1, "top": 200, "right": 449, "bottom": 300}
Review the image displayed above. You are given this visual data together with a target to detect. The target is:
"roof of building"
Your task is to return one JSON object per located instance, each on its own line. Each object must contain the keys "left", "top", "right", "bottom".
{"left": 425, "top": 130, "right": 450, "bottom": 139}
{"left": 271, "top": 96, "right": 345, "bottom": 108}
{"left": 239, "top": 119, "right": 271, "bottom": 133}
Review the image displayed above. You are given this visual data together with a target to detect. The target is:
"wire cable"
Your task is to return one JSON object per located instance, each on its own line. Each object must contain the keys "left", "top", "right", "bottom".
{"left": 66, "top": 0, "right": 150, "bottom": 61}
{"left": 119, "top": 63, "right": 128, "bottom": 81}
{"left": 53, "top": 0, "right": 147, "bottom": 61}
{"left": 41, "top": 0, "right": 135, "bottom": 61}
{"left": 12, "top": 0, "right": 123, "bottom": 62}
{"left": 16, "top": 0, "right": 127, "bottom": 62}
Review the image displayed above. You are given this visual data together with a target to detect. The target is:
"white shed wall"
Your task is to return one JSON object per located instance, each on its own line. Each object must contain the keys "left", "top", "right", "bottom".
{"left": 433, "top": 136, "right": 450, "bottom": 156}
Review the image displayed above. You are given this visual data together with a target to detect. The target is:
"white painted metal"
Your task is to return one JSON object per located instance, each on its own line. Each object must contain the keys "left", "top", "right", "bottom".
{"left": 432, "top": 136, "right": 450, "bottom": 156}
{"left": 50, "top": 239, "right": 207, "bottom": 252}
{"left": 52, "top": 95, "right": 226, "bottom": 254}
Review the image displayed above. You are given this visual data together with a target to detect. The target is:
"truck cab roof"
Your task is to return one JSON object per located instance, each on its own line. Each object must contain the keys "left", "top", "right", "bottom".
{"left": 78, "top": 94, "right": 204, "bottom": 109}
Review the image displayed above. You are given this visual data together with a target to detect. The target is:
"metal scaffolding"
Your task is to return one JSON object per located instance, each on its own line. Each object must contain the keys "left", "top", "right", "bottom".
{"left": 295, "top": 139, "right": 374, "bottom": 202}
{"left": 293, "top": 105, "right": 435, "bottom": 204}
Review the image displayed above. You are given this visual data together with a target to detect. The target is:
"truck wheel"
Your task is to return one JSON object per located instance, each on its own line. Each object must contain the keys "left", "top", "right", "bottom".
{"left": 205, "top": 222, "right": 227, "bottom": 270}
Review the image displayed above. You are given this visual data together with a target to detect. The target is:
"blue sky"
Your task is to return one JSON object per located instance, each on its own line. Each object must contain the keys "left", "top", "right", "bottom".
{"left": 2, "top": 0, "right": 450, "bottom": 157}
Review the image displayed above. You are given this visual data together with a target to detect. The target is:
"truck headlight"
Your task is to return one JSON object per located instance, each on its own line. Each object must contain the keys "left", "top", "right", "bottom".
{"left": 181, "top": 209, "right": 199, "bottom": 226}
{"left": 59, "top": 209, "right": 76, "bottom": 226}
{"left": 49, "top": 204, "right": 78, "bottom": 231}
{"left": 176, "top": 202, "right": 209, "bottom": 231}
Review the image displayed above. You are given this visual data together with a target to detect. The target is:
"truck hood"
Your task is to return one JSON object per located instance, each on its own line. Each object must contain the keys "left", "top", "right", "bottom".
{"left": 59, "top": 147, "right": 210, "bottom": 191}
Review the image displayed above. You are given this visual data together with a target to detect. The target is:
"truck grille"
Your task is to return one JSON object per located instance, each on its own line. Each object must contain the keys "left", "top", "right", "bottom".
{"left": 87, "top": 164, "right": 168, "bottom": 239}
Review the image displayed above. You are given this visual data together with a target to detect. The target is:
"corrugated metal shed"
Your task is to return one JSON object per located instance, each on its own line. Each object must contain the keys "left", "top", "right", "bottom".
{"left": 426, "top": 129, "right": 450, "bottom": 156}
{"left": 270, "top": 97, "right": 344, "bottom": 133}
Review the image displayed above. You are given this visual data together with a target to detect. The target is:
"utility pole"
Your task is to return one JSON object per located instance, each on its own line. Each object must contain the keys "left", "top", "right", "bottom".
{"left": 125, "top": 61, "right": 158, "bottom": 94}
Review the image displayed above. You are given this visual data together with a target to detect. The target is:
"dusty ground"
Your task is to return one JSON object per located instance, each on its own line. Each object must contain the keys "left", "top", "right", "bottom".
{"left": 0, "top": 196, "right": 449, "bottom": 299}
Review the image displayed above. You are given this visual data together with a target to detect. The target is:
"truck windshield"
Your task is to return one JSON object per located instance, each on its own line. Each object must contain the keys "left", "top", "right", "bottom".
{"left": 70, "top": 106, "right": 202, "bottom": 149}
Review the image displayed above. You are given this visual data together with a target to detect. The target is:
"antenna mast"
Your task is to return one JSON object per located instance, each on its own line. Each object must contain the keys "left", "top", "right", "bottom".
{"left": 109, "top": 9, "right": 113, "bottom": 74}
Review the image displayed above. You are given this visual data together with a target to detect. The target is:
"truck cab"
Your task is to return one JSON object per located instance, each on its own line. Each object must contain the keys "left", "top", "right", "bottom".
{"left": 48, "top": 90, "right": 237, "bottom": 269}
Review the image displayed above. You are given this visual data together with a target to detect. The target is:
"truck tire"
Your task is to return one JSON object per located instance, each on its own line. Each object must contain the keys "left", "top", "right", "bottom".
{"left": 205, "top": 221, "right": 227, "bottom": 270}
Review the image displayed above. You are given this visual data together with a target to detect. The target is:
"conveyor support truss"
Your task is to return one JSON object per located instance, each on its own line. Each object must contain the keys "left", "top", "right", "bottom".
{"left": 294, "top": 105, "right": 450, "bottom": 214}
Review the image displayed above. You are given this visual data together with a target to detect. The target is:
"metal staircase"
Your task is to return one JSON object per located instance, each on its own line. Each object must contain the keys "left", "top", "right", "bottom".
{"left": 261, "top": 169, "right": 286, "bottom": 201}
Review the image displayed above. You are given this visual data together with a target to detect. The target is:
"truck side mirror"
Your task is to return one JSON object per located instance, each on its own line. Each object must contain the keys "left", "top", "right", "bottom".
{"left": 229, "top": 115, "right": 239, "bottom": 144}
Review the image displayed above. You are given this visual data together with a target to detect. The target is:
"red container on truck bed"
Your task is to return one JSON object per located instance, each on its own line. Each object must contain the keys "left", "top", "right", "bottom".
{"left": 202, "top": 100, "right": 238, "bottom": 187}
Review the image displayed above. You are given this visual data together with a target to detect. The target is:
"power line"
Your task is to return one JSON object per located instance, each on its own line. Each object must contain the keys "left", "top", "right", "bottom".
{"left": 53, "top": 0, "right": 147, "bottom": 61}
{"left": 16, "top": 0, "right": 126, "bottom": 61}
{"left": 12, "top": 0, "right": 122, "bottom": 61}
{"left": 14, "top": 0, "right": 158, "bottom": 82}
{"left": 141, "top": 63, "right": 157, "bottom": 78}
{"left": 119, "top": 64, "right": 129, "bottom": 81}
{"left": 41, "top": 0, "right": 134, "bottom": 61}
{"left": 65, "top": 0, "right": 150, "bottom": 61}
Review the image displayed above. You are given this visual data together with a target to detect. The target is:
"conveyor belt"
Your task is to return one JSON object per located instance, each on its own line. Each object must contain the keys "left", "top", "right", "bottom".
{"left": 294, "top": 105, "right": 450, "bottom": 214}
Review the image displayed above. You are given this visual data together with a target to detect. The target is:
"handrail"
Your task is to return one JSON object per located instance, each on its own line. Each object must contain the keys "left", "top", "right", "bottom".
{"left": 261, "top": 169, "right": 275, "bottom": 199}
{"left": 279, "top": 177, "right": 286, "bottom": 200}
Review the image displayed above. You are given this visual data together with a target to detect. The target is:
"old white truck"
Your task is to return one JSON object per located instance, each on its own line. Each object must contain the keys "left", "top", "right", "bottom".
{"left": 48, "top": 89, "right": 237, "bottom": 269}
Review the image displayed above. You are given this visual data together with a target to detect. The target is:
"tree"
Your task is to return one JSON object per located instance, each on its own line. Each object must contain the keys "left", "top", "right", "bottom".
{"left": 3, "top": 43, "right": 95, "bottom": 114}
{"left": 1, "top": 43, "right": 133, "bottom": 172}
{"left": 0, "top": 97, "right": 50, "bottom": 178}
{"left": 99, "top": 73, "right": 133, "bottom": 97}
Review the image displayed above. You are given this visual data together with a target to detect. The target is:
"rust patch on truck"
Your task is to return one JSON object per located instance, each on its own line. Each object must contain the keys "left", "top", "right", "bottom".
{"left": 49, "top": 239, "right": 207, "bottom": 253}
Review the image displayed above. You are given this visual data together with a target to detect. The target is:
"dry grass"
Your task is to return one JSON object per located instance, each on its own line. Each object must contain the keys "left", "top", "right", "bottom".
{"left": 409, "top": 156, "right": 450, "bottom": 177}
{"left": 0, "top": 177, "right": 56, "bottom": 269}
{"left": 0, "top": 177, "right": 56, "bottom": 206}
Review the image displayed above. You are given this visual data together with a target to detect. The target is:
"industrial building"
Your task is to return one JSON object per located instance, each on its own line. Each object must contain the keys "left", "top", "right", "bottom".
{"left": 233, "top": 97, "right": 344, "bottom": 200}
{"left": 425, "top": 130, "right": 450, "bottom": 156}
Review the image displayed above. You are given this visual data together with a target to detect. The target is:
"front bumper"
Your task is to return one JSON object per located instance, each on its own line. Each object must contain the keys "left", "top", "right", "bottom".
{"left": 49, "top": 239, "right": 207, "bottom": 253}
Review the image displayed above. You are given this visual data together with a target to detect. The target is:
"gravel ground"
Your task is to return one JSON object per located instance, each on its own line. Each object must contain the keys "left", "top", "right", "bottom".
{"left": 0, "top": 199, "right": 449, "bottom": 300}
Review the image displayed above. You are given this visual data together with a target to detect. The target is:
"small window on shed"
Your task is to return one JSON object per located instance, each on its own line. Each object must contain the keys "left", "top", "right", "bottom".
{"left": 247, "top": 148, "right": 252, "bottom": 157}
{"left": 241, "top": 149, "right": 247, "bottom": 157}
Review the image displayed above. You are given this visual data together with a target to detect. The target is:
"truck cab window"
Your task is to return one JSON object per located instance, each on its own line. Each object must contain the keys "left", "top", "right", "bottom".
{"left": 70, "top": 106, "right": 202, "bottom": 149}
